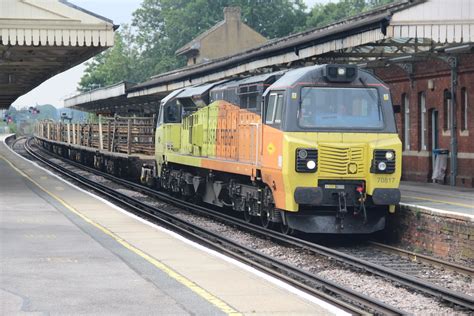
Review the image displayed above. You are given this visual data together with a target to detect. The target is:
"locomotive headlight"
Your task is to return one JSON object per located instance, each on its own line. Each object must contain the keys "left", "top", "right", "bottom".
{"left": 296, "top": 148, "right": 318, "bottom": 172}
{"left": 371, "top": 150, "right": 396, "bottom": 174}
{"left": 337, "top": 67, "right": 346, "bottom": 76}
{"left": 306, "top": 160, "right": 317, "bottom": 170}
{"left": 385, "top": 151, "right": 395, "bottom": 161}
{"left": 298, "top": 149, "right": 308, "bottom": 159}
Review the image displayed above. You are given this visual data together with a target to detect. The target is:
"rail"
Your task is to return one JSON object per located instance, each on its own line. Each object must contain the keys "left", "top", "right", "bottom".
{"left": 24, "top": 137, "right": 405, "bottom": 315}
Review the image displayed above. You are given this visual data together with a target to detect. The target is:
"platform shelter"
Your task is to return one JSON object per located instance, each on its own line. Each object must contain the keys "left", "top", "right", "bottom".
{"left": 0, "top": 0, "right": 115, "bottom": 109}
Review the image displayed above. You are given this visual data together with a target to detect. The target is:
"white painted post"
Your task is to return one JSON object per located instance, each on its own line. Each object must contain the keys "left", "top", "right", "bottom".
{"left": 98, "top": 114, "right": 103, "bottom": 150}
{"left": 72, "top": 124, "right": 76, "bottom": 145}
{"left": 67, "top": 123, "right": 71, "bottom": 144}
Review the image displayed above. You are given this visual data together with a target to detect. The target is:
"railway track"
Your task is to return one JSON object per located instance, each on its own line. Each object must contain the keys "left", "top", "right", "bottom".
{"left": 22, "top": 137, "right": 474, "bottom": 314}
{"left": 21, "top": 137, "right": 402, "bottom": 315}
{"left": 367, "top": 241, "right": 474, "bottom": 277}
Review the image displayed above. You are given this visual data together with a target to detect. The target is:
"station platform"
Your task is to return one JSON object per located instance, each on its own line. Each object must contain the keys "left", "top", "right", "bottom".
{"left": 0, "top": 134, "right": 344, "bottom": 315}
{"left": 400, "top": 181, "right": 474, "bottom": 218}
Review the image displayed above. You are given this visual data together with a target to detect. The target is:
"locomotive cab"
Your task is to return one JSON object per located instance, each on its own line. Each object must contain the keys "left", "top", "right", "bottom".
{"left": 260, "top": 65, "right": 401, "bottom": 233}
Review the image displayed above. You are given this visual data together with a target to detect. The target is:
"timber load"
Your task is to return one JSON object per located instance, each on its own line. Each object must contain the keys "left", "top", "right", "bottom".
{"left": 35, "top": 115, "right": 155, "bottom": 156}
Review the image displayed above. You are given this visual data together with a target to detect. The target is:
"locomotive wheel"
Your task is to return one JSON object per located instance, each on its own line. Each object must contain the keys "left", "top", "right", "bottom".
{"left": 280, "top": 222, "right": 295, "bottom": 235}
{"left": 243, "top": 205, "right": 252, "bottom": 223}
{"left": 279, "top": 213, "right": 294, "bottom": 235}
{"left": 260, "top": 209, "right": 273, "bottom": 229}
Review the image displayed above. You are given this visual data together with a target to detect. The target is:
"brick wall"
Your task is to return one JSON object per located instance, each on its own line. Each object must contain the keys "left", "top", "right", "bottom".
{"left": 374, "top": 54, "right": 474, "bottom": 187}
{"left": 386, "top": 205, "right": 474, "bottom": 264}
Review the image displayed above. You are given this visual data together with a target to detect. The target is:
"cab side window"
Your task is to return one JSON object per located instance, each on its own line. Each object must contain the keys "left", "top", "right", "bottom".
{"left": 265, "top": 92, "right": 284, "bottom": 127}
{"left": 157, "top": 105, "right": 164, "bottom": 127}
{"left": 164, "top": 101, "right": 182, "bottom": 123}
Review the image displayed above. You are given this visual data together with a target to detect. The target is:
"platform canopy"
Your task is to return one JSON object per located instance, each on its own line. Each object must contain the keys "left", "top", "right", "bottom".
{"left": 0, "top": 0, "right": 115, "bottom": 109}
{"left": 65, "top": 0, "right": 474, "bottom": 114}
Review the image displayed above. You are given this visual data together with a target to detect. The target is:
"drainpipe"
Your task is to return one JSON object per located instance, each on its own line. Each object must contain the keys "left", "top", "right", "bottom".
{"left": 448, "top": 56, "right": 458, "bottom": 186}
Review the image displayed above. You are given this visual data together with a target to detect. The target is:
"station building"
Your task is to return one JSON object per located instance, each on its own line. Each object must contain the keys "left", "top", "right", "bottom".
{"left": 65, "top": 0, "right": 474, "bottom": 188}
{"left": 176, "top": 7, "right": 267, "bottom": 66}
{"left": 377, "top": 55, "right": 473, "bottom": 187}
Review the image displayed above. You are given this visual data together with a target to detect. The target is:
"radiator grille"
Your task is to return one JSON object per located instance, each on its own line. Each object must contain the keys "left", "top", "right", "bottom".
{"left": 318, "top": 144, "right": 365, "bottom": 176}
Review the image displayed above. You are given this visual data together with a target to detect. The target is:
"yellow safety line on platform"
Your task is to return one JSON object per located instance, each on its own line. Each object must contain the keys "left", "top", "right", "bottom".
{"left": 0, "top": 154, "right": 242, "bottom": 316}
{"left": 403, "top": 195, "right": 474, "bottom": 209}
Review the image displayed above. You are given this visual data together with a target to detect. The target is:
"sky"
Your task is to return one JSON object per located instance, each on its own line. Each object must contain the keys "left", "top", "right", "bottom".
{"left": 12, "top": 0, "right": 332, "bottom": 109}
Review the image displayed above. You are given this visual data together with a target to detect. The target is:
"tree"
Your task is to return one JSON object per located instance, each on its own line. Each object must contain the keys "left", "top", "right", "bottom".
{"left": 78, "top": 26, "right": 139, "bottom": 91}
{"left": 132, "top": 0, "right": 308, "bottom": 79}
{"left": 79, "top": 0, "right": 395, "bottom": 90}
{"left": 306, "top": 0, "right": 395, "bottom": 29}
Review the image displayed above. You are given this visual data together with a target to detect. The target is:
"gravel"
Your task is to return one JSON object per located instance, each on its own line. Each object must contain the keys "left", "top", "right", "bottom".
{"left": 173, "top": 213, "right": 473, "bottom": 315}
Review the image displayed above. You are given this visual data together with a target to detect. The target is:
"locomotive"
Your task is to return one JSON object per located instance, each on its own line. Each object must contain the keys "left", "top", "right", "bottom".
{"left": 143, "top": 64, "right": 402, "bottom": 234}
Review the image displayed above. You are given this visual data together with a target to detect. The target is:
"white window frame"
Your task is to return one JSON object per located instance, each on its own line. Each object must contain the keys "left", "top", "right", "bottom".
{"left": 265, "top": 93, "right": 278, "bottom": 124}
{"left": 265, "top": 93, "right": 283, "bottom": 125}
{"left": 463, "top": 89, "right": 468, "bottom": 131}
{"left": 420, "top": 92, "right": 427, "bottom": 151}
{"left": 274, "top": 94, "right": 284, "bottom": 124}
{"left": 446, "top": 98, "right": 452, "bottom": 130}
{"left": 404, "top": 94, "right": 410, "bottom": 150}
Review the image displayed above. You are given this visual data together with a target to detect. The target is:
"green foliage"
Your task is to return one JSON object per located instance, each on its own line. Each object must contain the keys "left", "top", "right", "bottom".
{"left": 306, "top": 0, "right": 395, "bottom": 28}
{"left": 132, "top": 0, "right": 309, "bottom": 79}
{"left": 3, "top": 104, "right": 59, "bottom": 135}
{"left": 79, "top": 27, "right": 140, "bottom": 91}
{"left": 36, "top": 104, "right": 59, "bottom": 121}
{"left": 79, "top": 0, "right": 395, "bottom": 90}
{"left": 87, "top": 113, "right": 99, "bottom": 123}
{"left": 80, "top": 0, "right": 309, "bottom": 88}
{"left": 7, "top": 122, "right": 17, "bottom": 134}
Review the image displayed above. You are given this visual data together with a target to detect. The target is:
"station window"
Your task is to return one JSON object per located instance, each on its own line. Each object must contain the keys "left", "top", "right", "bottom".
{"left": 402, "top": 93, "right": 410, "bottom": 150}
{"left": 461, "top": 88, "right": 468, "bottom": 131}
{"left": 443, "top": 89, "right": 451, "bottom": 130}
{"left": 418, "top": 92, "right": 427, "bottom": 151}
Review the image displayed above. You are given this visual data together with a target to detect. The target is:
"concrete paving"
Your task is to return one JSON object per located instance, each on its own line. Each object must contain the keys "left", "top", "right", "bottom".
{"left": 0, "top": 135, "right": 343, "bottom": 315}
{"left": 0, "top": 145, "right": 223, "bottom": 315}
{"left": 401, "top": 181, "right": 474, "bottom": 218}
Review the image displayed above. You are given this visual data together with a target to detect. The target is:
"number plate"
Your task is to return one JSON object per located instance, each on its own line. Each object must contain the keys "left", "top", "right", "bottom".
{"left": 325, "top": 184, "right": 345, "bottom": 190}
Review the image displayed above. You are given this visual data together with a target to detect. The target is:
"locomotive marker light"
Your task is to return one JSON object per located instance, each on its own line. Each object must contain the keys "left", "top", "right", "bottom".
{"left": 324, "top": 64, "right": 358, "bottom": 82}
{"left": 298, "top": 149, "right": 308, "bottom": 159}
{"left": 385, "top": 151, "right": 395, "bottom": 160}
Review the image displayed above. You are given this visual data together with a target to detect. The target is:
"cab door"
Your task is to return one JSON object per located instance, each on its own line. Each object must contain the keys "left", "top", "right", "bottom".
{"left": 260, "top": 91, "right": 286, "bottom": 209}
{"left": 261, "top": 92, "right": 284, "bottom": 168}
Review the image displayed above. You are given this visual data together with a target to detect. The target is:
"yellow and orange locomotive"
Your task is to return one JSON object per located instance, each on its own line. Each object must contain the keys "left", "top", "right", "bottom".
{"left": 148, "top": 64, "right": 402, "bottom": 234}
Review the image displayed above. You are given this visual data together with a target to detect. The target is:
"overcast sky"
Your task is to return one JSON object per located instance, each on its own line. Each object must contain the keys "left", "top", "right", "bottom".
{"left": 13, "top": 0, "right": 333, "bottom": 109}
